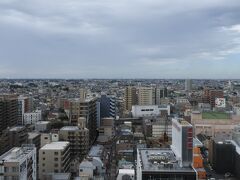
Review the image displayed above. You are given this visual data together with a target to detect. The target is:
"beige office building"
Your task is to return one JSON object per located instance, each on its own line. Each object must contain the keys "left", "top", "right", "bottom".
{"left": 138, "top": 87, "right": 155, "bottom": 106}
{"left": 124, "top": 86, "right": 138, "bottom": 111}
{"left": 39, "top": 142, "right": 71, "bottom": 180}
{"left": 68, "top": 98, "right": 97, "bottom": 145}
{"left": 59, "top": 126, "right": 89, "bottom": 161}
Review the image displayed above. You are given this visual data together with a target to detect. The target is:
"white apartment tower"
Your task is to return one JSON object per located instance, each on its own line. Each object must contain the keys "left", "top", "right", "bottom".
{"left": 185, "top": 79, "right": 192, "bottom": 91}
{"left": 171, "top": 118, "right": 193, "bottom": 167}
{"left": 23, "top": 110, "right": 42, "bottom": 125}
{"left": 0, "top": 145, "right": 37, "bottom": 180}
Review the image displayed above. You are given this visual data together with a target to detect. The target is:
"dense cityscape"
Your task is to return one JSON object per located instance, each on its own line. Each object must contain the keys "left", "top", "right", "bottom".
{"left": 0, "top": 79, "right": 239, "bottom": 180}
{"left": 1, "top": 0, "right": 240, "bottom": 179}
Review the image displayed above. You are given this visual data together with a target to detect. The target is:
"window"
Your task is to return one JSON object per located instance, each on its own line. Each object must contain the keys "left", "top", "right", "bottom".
{"left": 54, "top": 169, "right": 58, "bottom": 173}
{"left": 4, "top": 167, "right": 8, "bottom": 172}
{"left": 12, "top": 176, "right": 19, "bottom": 180}
{"left": 42, "top": 151, "right": 45, "bottom": 154}
{"left": 54, "top": 164, "right": 58, "bottom": 167}
{"left": 42, "top": 169, "right": 45, "bottom": 172}
{"left": 12, "top": 167, "right": 18, "bottom": 172}
{"left": 54, "top": 152, "right": 58, "bottom": 155}
{"left": 43, "top": 158, "right": 45, "bottom": 161}
{"left": 42, "top": 163, "right": 45, "bottom": 167}
{"left": 54, "top": 158, "right": 58, "bottom": 161}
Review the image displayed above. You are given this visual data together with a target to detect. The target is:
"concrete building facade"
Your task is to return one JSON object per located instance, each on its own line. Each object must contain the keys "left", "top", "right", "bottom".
{"left": 59, "top": 126, "right": 89, "bottom": 161}
{"left": 171, "top": 118, "right": 193, "bottom": 167}
{"left": 18, "top": 96, "right": 31, "bottom": 125}
{"left": 39, "top": 142, "right": 71, "bottom": 180}
{"left": 23, "top": 110, "right": 42, "bottom": 125}
{"left": 124, "top": 86, "right": 138, "bottom": 111}
{"left": 0, "top": 144, "right": 37, "bottom": 180}
{"left": 68, "top": 98, "right": 97, "bottom": 145}
{"left": 99, "top": 94, "right": 116, "bottom": 119}
{"left": 136, "top": 148, "right": 196, "bottom": 180}
{"left": 131, "top": 105, "right": 170, "bottom": 118}
{"left": 138, "top": 87, "right": 155, "bottom": 106}
{"left": 0, "top": 95, "right": 18, "bottom": 133}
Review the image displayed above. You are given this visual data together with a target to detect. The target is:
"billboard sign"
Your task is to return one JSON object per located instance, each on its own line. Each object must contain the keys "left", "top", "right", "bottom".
{"left": 215, "top": 98, "right": 226, "bottom": 108}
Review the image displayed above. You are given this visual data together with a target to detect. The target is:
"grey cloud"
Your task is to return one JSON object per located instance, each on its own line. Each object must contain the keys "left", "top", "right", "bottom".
{"left": 0, "top": 0, "right": 240, "bottom": 78}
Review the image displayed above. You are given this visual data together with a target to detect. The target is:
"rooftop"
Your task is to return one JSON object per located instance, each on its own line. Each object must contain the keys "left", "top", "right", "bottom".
{"left": 132, "top": 105, "right": 169, "bottom": 108}
{"left": 138, "top": 148, "right": 194, "bottom": 172}
{"left": 9, "top": 126, "right": 25, "bottom": 131}
{"left": 79, "top": 160, "right": 95, "bottom": 168}
{"left": 118, "top": 159, "right": 134, "bottom": 169}
{"left": 0, "top": 145, "right": 35, "bottom": 163}
{"left": 202, "top": 112, "right": 229, "bottom": 119}
{"left": 193, "top": 138, "right": 203, "bottom": 147}
{"left": 41, "top": 142, "right": 69, "bottom": 150}
{"left": 118, "top": 169, "right": 135, "bottom": 174}
{"left": 28, "top": 132, "right": 40, "bottom": 139}
{"left": 88, "top": 145, "right": 104, "bottom": 157}
{"left": 36, "top": 121, "right": 50, "bottom": 125}
{"left": 172, "top": 118, "right": 192, "bottom": 127}
{"left": 60, "top": 126, "right": 79, "bottom": 131}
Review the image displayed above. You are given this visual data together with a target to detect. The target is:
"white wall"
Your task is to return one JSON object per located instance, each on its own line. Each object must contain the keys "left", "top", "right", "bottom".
{"left": 171, "top": 119, "right": 182, "bottom": 162}
{"left": 23, "top": 110, "right": 41, "bottom": 125}
{"left": 131, "top": 105, "right": 170, "bottom": 117}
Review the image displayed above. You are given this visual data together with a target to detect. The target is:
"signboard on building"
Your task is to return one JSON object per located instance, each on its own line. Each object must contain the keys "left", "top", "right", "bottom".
{"left": 215, "top": 98, "right": 226, "bottom": 108}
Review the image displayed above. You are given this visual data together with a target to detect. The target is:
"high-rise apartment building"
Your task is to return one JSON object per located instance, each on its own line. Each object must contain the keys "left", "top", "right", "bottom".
{"left": 124, "top": 86, "right": 137, "bottom": 111}
{"left": 23, "top": 110, "right": 42, "bottom": 125}
{"left": 79, "top": 88, "right": 87, "bottom": 100}
{"left": 185, "top": 79, "right": 192, "bottom": 91}
{"left": 68, "top": 98, "right": 97, "bottom": 145}
{"left": 0, "top": 126, "right": 28, "bottom": 155}
{"left": 39, "top": 142, "right": 71, "bottom": 180}
{"left": 171, "top": 118, "right": 193, "bottom": 167}
{"left": 18, "top": 96, "right": 31, "bottom": 125}
{"left": 99, "top": 94, "right": 116, "bottom": 118}
{"left": 0, "top": 129, "right": 10, "bottom": 155}
{"left": 28, "top": 132, "right": 41, "bottom": 156}
{"left": 59, "top": 126, "right": 89, "bottom": 161}
{"left": 0, "top": 95, "right": 18, "bottom": 133}
{"left": 0, "top": 144, "right": 37, "bottom": 180}
{"left": 138, "top": 87, "right": 155, "bottom": 106}
{"left": 125, "top": 86, "right": 168, "bottom": 111}
{"left": 138, "top": 86, "right": 168, "bottom": 105}
{"left": 99, "top": 117, "right": 115, "bottom": 139}
{"left": 155, "top": 87, "right": 168, "bottom": 105}
{"left": 203, "top": 88, "right": 224, "bottom": 108}
{"left": 8, "top": 126, "right": 28, "bottom": 148}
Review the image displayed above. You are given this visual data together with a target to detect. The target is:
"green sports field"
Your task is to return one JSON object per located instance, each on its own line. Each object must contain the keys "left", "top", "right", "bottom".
{"left": 202, "top": 112, "right": 229, "bottom": 119}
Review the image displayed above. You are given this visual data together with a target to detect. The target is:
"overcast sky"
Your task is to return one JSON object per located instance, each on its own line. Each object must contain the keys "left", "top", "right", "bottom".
{"left": 0, "top": 0, "right": 240, "bottom": 79}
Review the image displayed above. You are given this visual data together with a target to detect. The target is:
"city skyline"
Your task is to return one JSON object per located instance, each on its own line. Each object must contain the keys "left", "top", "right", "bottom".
{"left": 1, "top": 0, "right": 240, "bottom": 78}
